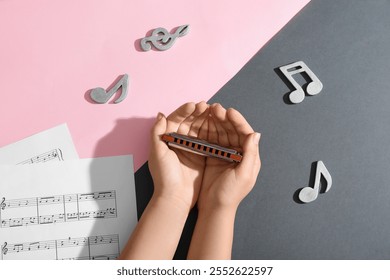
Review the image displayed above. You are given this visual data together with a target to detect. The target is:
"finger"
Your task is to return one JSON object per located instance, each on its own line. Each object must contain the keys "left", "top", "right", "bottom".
{"left": 207, "top": 116, "right": 219, "bottom": 144}
{"left": 211, "top": 103, "right": 240, "bottom": 147}
{"left": 177, "top": 101, "right": 208, "bottom": 135}
{"left": 198, "top": 115, "right": 209, "bottom": 140}
{"left": 188, "top": 105, "right": 210, "bottom": 137}
{"left": 150, "top": 112, "right": 169, "bottom": 158}
{"left": 226, "top": 108, "right": 254, "bottom": 146}
{"left": 236, "top": 133, "right": 261, "bottom": 180}
{"left": 166, "top": 102, "right": 196, "bottom": 133}
{"left": 210, "top": 103, "right": 230, "bottom": 147}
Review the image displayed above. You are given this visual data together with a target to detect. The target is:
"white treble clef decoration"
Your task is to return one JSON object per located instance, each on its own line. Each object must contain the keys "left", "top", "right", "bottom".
{"left": 140, "top": 25, "right": 190, "bottom": 51}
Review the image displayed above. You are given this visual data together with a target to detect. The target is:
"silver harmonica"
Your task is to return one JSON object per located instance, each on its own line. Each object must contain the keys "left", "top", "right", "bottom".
{"left": 162, "top": 133, "right": 242, "bottom": 162}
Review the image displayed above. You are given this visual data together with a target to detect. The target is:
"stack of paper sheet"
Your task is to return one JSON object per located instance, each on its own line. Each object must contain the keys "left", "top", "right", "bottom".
{"left": 0, "top": 124, "right": 137, "bottom": 260}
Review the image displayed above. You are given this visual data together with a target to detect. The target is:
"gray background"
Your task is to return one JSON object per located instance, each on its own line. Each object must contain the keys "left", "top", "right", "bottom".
{"left": 135, "top": 0, "right": 390, "bottom": 259}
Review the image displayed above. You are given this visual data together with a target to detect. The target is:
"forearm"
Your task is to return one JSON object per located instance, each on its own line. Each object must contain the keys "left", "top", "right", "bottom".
{"left": 119, "top": 195, "right": 190, "bottom": 260}
{"left": 187, "top": 206, "right": 237, "bottom": 260}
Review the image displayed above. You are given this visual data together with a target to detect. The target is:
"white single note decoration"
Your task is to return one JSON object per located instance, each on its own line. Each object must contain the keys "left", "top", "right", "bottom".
{"left": 90, "top": 74, "right": 129, "bottom": 104}
{"left": 279, "top": 61, "right": 323, "bottom": 104}
{"left": 298, "top": 161, "right": 332, "bottom": 203}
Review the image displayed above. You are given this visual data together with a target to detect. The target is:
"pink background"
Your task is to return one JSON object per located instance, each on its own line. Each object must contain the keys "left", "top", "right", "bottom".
{"left": 0, "top": 0, "right": 309, "bottom": 170}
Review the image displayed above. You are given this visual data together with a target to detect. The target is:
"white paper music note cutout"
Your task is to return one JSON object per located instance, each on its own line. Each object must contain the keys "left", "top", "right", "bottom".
{"left": 90, "top": 74, "right": 129, "bottom": 104}
{"left": 279, "top": 61, "right": 323, "bottom": 104}
{"left": 298, "top": 161, "right": 333, "bottom": 203}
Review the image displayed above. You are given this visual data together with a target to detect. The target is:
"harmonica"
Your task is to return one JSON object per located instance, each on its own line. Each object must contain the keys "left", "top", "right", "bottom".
{"left": 162, "top": 133, "right": 242, "bottom": 162}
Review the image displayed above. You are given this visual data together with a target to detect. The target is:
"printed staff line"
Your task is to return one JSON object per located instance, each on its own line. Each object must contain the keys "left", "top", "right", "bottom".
{"left": 1, "top": 234, "right": 119, "bottom": 260}
{"left": 1, "top": 208, "right": 117, "bottom": 228}
{"left": 17, "top": 148, "right": 64, "bottom": 165}
{"left": 0, "top": 190, "right": 116, "bottom": 209}
{"left": 61, "top": 254, "right": 119, "bottom": 260}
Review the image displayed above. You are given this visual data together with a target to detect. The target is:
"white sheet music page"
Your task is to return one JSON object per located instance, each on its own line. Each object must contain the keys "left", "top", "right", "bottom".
{"left": 0, "top": 155, "right": 137, "bottom": 260}
{"left": 0, "top": 123, "right": 79, "bottom": 165}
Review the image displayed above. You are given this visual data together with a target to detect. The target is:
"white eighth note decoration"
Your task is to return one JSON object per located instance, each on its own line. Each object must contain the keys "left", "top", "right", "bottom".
{"left": 298, "top": 161, "right": 332, "bottom": 203}
{"left": 279, "top": 61, "right": 323, "bottom": 104}
{"left": 90, "top": 74, "right": 129, "bottom": 104}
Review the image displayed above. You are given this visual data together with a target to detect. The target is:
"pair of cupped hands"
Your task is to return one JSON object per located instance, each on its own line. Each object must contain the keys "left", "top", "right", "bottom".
{"left": 148, "top": 101, "right": 261, "bottom": 213}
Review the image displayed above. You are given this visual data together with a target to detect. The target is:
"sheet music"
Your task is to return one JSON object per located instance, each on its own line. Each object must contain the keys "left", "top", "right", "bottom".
{"left": 0, "top": 124, "right": 79, "bottom": 165}
{"left": 1, "top": 191, "right": 117, "bottom": 228}
{"left": 0, "top": 156, "right": 137, "bottom": 260}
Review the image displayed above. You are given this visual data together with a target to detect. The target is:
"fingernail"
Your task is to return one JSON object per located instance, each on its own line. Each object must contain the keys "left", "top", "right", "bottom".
{"left": 253, "top": 133, "right": 261, "bottom": 145}
{"left": 157, "top": 112, "right": 164, "bottom": 120}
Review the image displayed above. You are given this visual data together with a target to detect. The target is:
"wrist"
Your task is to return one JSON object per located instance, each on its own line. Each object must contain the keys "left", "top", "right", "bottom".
{"left": 150, "top": 193, "right": 192, "bottom": 215}
{"left": 197, "top": 196, "right": 240, "bottom": 214}
{"left": 188, "top": 204, "right": 237, "bottom": 260}
{"left": 197, "top": 203, "right": 238, "bottom": 218}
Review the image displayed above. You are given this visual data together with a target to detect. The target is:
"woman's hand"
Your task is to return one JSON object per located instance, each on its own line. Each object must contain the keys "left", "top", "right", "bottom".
{"left": 187, "top": 103, "right": 261, "bottom": 260}
{"left": 120, "top": 101, "right": 211, "bottom": 260}
{"left": 148, "top": 101, "right": 210, "bottom": 211}
{"left": 198, "top": 103, "right": 261, "bottom": 211}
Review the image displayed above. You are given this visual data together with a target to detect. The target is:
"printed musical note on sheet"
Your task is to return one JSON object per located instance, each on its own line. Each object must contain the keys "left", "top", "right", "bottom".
{"left": 16, "top": 149, "right": 64, "bottom": 165}
{"left": 0, "top": 156, "right": 137, "bottom": 260}
{"left": 0, "top": 124, "right": 78, "bottom": 164}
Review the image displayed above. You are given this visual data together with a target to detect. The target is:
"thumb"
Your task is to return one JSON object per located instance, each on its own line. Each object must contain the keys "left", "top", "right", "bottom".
{"left": 236, "top": 132, "right": 261, "bottom": 178}
{"left": 150, "top": 112, "right": 169, "bottom": 157}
